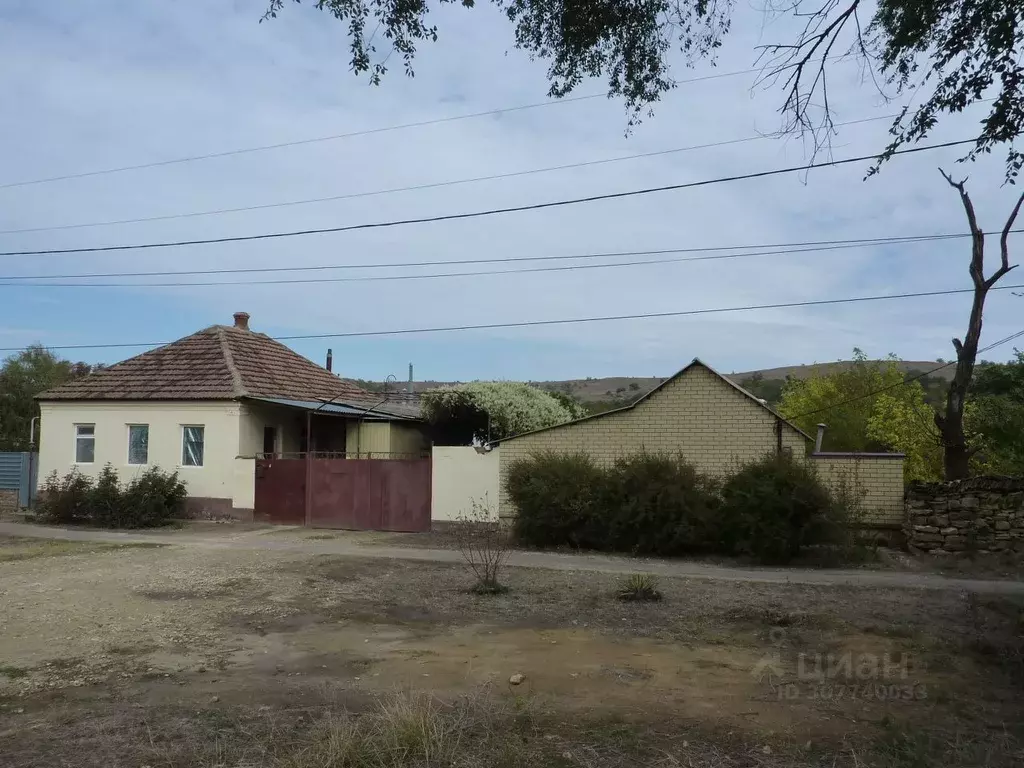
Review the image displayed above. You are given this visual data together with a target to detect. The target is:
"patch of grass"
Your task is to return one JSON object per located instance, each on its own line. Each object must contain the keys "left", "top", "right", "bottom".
{"left": 868, "top": 719, "right": 1023, "bottom": 768}
{"left": 468, "top": 582, "right": 509, "bottom": 595}
{"left": 0, "top": 664, "right": 28, "bottom": 679}
{"left": 0, "top": 536, "right": 164, "bottom": 563}
{"left": 306, "top": 533, "right": 337, "bottom": 540}
{"left": 616, "top": 573, "right": 662, "bottom": 602}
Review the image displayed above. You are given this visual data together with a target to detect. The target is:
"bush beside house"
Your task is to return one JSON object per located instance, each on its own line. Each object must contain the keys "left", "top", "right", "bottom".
{"left": 507, "top": 451, "right": 854, "bottom": 564}
{"left": 37, "top": 464, "right": 187, "bottom": 528}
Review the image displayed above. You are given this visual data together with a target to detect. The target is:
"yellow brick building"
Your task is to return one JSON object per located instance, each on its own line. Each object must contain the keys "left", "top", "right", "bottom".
{"left": 496, "top": 359, "right": 904, "bottom": 526}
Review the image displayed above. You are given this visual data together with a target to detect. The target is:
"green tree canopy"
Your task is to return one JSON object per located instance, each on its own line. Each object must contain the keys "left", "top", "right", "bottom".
{"left": 0, "top": 346, "right": 97, "bottom": 451}
{"left": 267, "top": 0, "right": 1023, "bottom": 180}
{"left": 421, "top": 380, "right": 585, "bottom": 445}
{"left": 778, "top": 349, "right": 942, "bottom": 481}
{"left": 966, "top": 351, "right": 1024, "bottom": 475}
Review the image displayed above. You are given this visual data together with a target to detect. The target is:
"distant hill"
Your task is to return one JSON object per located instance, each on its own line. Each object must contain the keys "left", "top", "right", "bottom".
{"left": 729, "top": 360, "right": 954, "bottom": 384}
{"left": 357, "top": 360, "right": 953, "bottom": 407}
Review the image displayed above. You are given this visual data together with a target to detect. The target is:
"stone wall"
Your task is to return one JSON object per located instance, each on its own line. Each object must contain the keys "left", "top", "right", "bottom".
{"left": 904, "top": 477, "right": 1024, "bottom": 554}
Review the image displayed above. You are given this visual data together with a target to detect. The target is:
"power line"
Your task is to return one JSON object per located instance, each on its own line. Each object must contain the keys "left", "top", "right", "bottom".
{"left": 786, "top": 327, "right": 1024, "bottom": 421}
{"left": 7, "top": 282, "right": 1022, "bottom": 353}
{"left": 0, "top": 231, "right": 984, "bottom": 281}
{"left": 0, "top": 237, "right": 996, "bottom": 288}
{"left": 0, "top": 139, "right": 978, "bottom": 259}
{"left": 0, "top": 67, "right": 762, "bottom": 191}
{"left": 0, "top": 114, "right": 895, "bottom": 236}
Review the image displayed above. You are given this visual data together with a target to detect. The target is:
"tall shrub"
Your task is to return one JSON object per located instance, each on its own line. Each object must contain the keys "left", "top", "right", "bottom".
{"left": 36, "top": 465, "right": 186, "bottom": 529}
{"left": 507, "top": 452, "right": 606, "bottom": 548}
{"left": 37, "top": 469, "right": 93, "bottom": 524}
{"left": 121, "top": 467, "right": 188, "bottom": 527}
{"left": 599, "top": 453, "right": 719, "bottom": 556}
{"left": 717, "top": 453, "right": 833, "bottom": 564}
{"left": 508, "top": 451, "right": 718, "bottom": 555}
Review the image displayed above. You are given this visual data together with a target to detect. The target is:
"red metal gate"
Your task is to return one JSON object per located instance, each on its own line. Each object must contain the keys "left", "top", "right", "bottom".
{"left": 254, "top": 457, "right": 431, "bottom": 532}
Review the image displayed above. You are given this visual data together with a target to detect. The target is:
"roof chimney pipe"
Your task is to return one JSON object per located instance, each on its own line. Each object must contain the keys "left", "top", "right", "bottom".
{"left": 326, "top": 349, "right": 333, "bottom": 373}
{"left": 814, "top": 423, "right": 827, "bottom": 453}
{"left": 233, "top": 312, "right": 250, "bottom": 331}
{"left": 408, "top": 363, "right": 413, "bottom": 393}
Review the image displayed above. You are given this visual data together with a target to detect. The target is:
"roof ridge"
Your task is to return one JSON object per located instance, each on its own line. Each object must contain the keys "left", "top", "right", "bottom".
{"left": 215, "top": 326, "right": 246, "bottom": 398}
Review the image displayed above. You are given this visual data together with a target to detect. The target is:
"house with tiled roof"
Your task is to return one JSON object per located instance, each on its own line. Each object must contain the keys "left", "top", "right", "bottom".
{"left": 36, "top": 312, "right": 427, "bottom": 520}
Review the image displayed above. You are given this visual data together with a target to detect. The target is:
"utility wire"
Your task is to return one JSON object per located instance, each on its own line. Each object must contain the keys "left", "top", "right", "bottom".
{"left": 0, "top": 237, "right": 997, "bottom": 288}
{"left": 0, "top": 114, "right": 895, "bottom": 236}
{"left": 0, "top": 67, "right": 761, "bottom": 191}
{"left": 0, "top": 231, "right": 988, "bottom": 281}
{"left": 786, "top": 327, "right": 1024, "bottom": 421}
{"left": 7, "top": 282, "right": 1022, "bottom": 354}
{"left": 0, "top": 139, "right": 978, "bottom": 258}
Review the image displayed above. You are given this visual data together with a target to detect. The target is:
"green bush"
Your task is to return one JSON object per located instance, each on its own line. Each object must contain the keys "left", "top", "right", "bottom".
{"left": 507, "top": 451, "right": 607, "bottom": 548}
{"left": 89, "top": 464, "right": 124, "bottom": 528}
{"left": 37, "top": 469, "right": 93, "bottom": 524}
{"left": 599, "top": 453, "right": 719, "bottom": 555}
{"left": 717, "top": 453, "right": 834, "bottom": 564}
{"left": 508, "top": 451, "right": 717, "bottom": 555}
{"left": 122, "top": 467, "right": 189, "bottom": 527}
{"left": 36, "top": 465, "right": 186, "bottom": 529}
{"left": 508, "top": 449, "right": 863, "bottom": 565}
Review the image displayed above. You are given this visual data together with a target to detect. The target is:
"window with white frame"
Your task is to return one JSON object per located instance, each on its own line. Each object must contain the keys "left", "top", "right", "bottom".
{"left": 127, "top": 424, "right": 149, "bottom": 465}
{"left": 182, "top": 425, "right": 204, "bottom": 467}
{"left": 75, "top": 424, "right": 95, "bottom": 464}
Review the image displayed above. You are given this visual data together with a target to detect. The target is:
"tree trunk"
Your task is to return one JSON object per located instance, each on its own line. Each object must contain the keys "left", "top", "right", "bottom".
{"left": 937, "top": 171, "right": 1023, "bottom": 480}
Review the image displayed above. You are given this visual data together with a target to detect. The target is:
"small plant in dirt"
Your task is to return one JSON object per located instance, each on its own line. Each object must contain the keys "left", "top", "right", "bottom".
{"left": 37, "top": 465, "right": 186, "bottom": 529}
{"left": 617, "top": 573, "right": 662, "bottom": 602}
{"left": 451, "top": 494, "right": 511, "bottom": 594}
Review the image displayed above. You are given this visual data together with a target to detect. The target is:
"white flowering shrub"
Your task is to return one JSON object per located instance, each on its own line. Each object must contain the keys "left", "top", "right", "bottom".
{"left": 422, "top": 381, "right": 584, "bottom": 444}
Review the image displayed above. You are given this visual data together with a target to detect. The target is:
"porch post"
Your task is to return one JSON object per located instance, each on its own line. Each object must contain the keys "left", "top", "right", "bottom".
{"left": 304, "top": 410, "right": 313, "bottom": 527}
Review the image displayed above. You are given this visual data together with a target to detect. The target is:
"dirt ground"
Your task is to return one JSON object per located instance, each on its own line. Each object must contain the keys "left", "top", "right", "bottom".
{"left": 2, "top": 534, "right": 1023, "bottom": 767}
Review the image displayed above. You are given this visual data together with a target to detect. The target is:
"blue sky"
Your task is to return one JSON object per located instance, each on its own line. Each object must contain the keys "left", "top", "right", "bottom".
{"left": 0, "top": 0, "right": 1021, "bottom": 381}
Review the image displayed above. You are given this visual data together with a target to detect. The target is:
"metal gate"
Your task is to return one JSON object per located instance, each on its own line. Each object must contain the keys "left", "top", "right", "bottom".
{"left": 254, "top": 456, "right": 431, "bottom": 532}
{"left": 0, "top": 452, "right": 38, "bottom": 509}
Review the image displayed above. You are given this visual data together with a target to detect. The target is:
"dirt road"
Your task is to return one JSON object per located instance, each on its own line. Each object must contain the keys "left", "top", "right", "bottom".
{"left": 1, "top": 520, "right": 1021, "bottom": 594}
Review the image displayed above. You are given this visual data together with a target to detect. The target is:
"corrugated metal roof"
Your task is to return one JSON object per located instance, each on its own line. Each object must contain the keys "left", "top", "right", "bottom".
{"left": 248, "top": 396, "right": 418, "bottom": 421}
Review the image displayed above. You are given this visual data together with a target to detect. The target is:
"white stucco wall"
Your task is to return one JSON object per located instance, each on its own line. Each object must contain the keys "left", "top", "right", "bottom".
{"left": 430, "top": 446, "right": 499, "bottom": 521}
{"left": 37, "top": 400, "right": 248, "bottom": 509}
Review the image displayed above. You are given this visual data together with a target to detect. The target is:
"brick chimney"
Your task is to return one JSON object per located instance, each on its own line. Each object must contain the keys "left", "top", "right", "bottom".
{"left": 233, "top": 312, "right": 250, "bottom": 331}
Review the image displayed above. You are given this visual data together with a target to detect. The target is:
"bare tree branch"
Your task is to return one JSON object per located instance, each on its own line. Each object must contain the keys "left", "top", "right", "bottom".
{"left": 1000, "top": 191, "right": 1024, "bottom": 275}
{"left": 754, "top": 0, "right": 871, "bottom": 160}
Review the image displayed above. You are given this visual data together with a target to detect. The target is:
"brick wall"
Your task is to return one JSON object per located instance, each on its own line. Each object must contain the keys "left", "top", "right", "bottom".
{"left": 497, "top": 363, "right": 808, "bottom": 517}
{"left": 905, "top": 477, "right": 1024, "bottom": 554}
{"left": 810, "top": 454, "right": 906, "bottom": 527}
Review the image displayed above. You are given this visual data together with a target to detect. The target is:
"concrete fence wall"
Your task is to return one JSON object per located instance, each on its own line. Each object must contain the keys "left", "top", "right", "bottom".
{"left": 905, "top": 476, "right": 1024, "bottom": 554}
{"left": 431, "top": 446, "right": 500, "bottom": 522}
{"left": 810, "top": 453, "right": 906, "bottom": 528}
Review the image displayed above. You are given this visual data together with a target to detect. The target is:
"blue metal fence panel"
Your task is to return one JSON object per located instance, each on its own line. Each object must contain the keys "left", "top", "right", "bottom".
{"left": 0, "top": 452, "right": 38, "bottom": 507}
{"left": 0, "top": 452, "right": 24, "bottom": 489}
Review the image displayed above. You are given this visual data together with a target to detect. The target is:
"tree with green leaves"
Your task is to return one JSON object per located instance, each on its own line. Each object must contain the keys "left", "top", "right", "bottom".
{"left": 266, "top": 0, "right": 1023, "bottom": 180}
{"left": 966, "top": 351, "right": 1024, "bottom": 475}
{"left": 421, "top": 380, "right": 584, "bottom": 444}
{"left": 778, "top": 349, "right": 942, "bottom": 481}
{"left": 0, "top": 346, "right": 97, "bottom": 451}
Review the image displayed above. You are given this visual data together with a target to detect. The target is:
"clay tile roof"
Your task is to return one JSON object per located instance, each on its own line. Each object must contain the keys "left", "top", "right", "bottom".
{"left": 38, "top": 324, "right": 373, "bottom": 404}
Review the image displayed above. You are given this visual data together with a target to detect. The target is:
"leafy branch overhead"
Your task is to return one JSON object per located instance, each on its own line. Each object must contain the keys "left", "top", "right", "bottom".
{"left": 267, "top": 0, "right": 1022, "bottom": 180}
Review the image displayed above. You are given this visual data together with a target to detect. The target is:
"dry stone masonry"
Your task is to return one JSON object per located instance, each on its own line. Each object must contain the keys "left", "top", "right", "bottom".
{"left": 905, "top": 477, "right": 1024, "bottom": 554}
